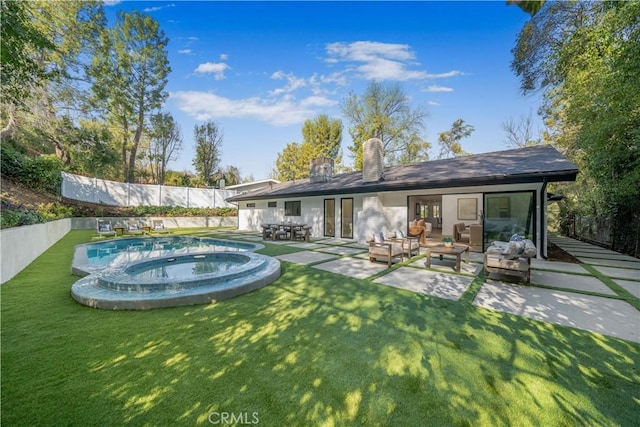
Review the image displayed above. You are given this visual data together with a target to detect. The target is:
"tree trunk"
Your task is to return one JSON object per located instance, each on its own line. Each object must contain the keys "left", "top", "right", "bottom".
{"left": 0, "top": 105, "right": 16, "bottom": 140}
{"left": 50, "top": 136, "right": 71, "bottom": 165}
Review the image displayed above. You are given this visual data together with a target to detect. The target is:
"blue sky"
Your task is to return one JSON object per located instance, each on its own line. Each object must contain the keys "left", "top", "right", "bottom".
{"left": 104, "top": 1, "right": 544, "bottom": 181}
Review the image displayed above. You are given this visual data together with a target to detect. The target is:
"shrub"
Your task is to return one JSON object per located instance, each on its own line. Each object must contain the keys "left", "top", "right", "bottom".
{"left": 0, "top": 146, "right": 62, "bottom": 195}
{"left": 37, "top": 202, "right": 75, "bottom": 221}
{"left": 0, "top": 209, "right": 46, "bottom": 229}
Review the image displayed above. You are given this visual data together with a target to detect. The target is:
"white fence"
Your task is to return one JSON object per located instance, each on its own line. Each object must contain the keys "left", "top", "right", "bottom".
{"left": 62, "top": 172, "right": 237, "bottom": 208}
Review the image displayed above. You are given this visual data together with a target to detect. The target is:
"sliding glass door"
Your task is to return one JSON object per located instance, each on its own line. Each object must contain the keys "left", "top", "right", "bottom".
{"left": 341, "top": 198, "right": 353, "bottom": 239}
{"left": 324, "top": 199, "right": 335, "bottom": 237}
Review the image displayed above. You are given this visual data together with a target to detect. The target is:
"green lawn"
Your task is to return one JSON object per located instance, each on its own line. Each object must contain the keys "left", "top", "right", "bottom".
{"left": 2, "top": 230, "right": 639, "bottom": 426}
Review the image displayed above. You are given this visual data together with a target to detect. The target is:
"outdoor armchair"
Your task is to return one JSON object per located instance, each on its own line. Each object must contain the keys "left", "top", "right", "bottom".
{"left": 96, "top": 219, "right": 116, "bottom": 238}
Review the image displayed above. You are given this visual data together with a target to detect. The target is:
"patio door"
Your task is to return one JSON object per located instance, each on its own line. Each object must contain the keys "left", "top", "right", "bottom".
{"left": 341, "top": 198, "right": 353, "bottom": 238}
{"left": 324, "top": 199, "right": 335, "bottom": 237}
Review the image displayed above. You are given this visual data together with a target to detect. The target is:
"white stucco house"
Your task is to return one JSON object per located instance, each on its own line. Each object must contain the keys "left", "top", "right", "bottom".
{"left": 227, "top": 140, "right": 578, "bottom": 258}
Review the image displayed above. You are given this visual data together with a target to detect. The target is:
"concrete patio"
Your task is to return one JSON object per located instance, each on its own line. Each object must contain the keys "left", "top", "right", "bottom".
{"left": 219, "top": 231, "right": 640, "bottom": 343}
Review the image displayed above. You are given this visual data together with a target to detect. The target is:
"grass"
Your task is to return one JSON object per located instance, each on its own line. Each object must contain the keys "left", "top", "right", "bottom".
{"left": 2, "top": 230, "right": 639, "bottom": 426}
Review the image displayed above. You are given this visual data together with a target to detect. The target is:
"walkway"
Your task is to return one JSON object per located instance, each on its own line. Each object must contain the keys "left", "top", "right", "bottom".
{"left": 217, "top": 232, "right": 640, "bottom": 343}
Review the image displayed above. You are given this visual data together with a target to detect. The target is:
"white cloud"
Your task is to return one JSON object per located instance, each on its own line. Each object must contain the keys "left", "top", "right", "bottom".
{"left": 425, "top": 70, "right": 465, "bottom": 79}
{"left": 269, "top": 71, "right": 307, "bottom": 96}
{"left": 325, "top": 41, "right": 428, "bottom": 81}
{"left": 324, "top": 41, "right": 465, "bottom": 83}
{"left": 426, "top": 85, "right": 453, "bottom": 93}
{"left": 143, "top": 3, "right": 175, "bottom": 13}
{"left": 178, "top": 49, "right": 192, "bottom": 55}
{"left": 428, "top": 101, "right": 442, "bottom": 106}
{"left": 194, "top": 62, "right": 230, "bottom": 80}
{"left": 102, "top": 0, "right": 122, "bottom": 5}
{"left": 171, "top": 91, "right": 337, "bottom": 126}
{"left": 220, "top": 54, "right": 229, "bottom": 60}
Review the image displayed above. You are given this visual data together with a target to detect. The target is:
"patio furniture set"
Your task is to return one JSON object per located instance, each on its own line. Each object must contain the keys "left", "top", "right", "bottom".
{"left": 262, "top": 223, "right": 312, "bottom": 242}
{"left": 96, "top": 219, "right": 171, "bottom": 237}
{"left": 368, "top": 227, "right": 537, "bottom": 282}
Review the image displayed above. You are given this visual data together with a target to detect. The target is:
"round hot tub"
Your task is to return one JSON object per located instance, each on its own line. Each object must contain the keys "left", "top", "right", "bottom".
{"left": 71, "top": 252, "right": 280, "bottom": 310}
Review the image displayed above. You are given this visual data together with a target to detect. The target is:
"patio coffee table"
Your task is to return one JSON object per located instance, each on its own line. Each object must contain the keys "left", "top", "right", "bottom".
{"left": 424, "top": 244, "right": 470, "bottom": 272}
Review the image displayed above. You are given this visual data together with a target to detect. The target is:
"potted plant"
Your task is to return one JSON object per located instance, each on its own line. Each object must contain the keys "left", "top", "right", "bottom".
{"left": 442, "top": 236, "right": 455, "bottom": 248}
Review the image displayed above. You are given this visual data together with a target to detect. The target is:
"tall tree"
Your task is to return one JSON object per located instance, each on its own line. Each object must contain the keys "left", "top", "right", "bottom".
{"left": 437, "top": 119, "right": 474, "bottom": 159}
{"left": 502, "top": 113, "right": 543, "bottom": 148}
{"left": 20, "top": 1, "right": 106, "bottom": 164}
{"left": 193, "top": 120, "right": 223, "bottom": 186}
{"left": 301, "top": 114, "right": 343, "bottom": 162}
{"left": 273, "top": 114, "right": 345, "bottom": 181}
{"left": 274, "top": 141, "right": 317, "bottom": 182}
{"left": 0, "top": 0, "right": 55, "bottom": 139}
{"left": 512, "top": 1, "right": 640, "bottom": 254}
{"left": 148, "top": 112, "right": 182, "bottom": 185}
{"left": 342, "top": 81, "right": 428, "bottom": 169}
{"left": 89, "top": 10, "right": 170, "bottom": 183}
{"left": 216, "top": 165, "right": 241, "bottom": 186}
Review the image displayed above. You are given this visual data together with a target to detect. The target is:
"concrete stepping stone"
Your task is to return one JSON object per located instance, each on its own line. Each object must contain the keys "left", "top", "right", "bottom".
{"left": 578, "top": 258, "right": 640, "bottom": 269}
{"left": 474, "top": 281, "right": 640, "bottom": 343}
{"left": 315, "top": 246, "right": 366, "bottom": 256}
{"left": 612, "top": 279, "right": 640, "bottom": 298}
{"left": 276, "top": 251, "right": 337, "bottom": 265}
{"left": 592, "top": 266, "right": 640, "bottom": 281}
{"left": 312, "top": 257, "right": 388, "bottom": 279}
{"left": 531, "top": 259, "right": 590, "bottom": 274}
{"left": 374, "top": 267, "right": 473, "bottom": 301}
{"left": 530, "top": 270, "right": 616, "bottom": 295}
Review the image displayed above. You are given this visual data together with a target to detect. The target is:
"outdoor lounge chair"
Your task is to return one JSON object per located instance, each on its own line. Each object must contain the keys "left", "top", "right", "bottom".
{"left": 152, "top": 219, "right": 171, "bottom": 234}
{"left": 125, "top": 221, "right": 145, "bottom": 235}
{"left": 96, "top": 220, "right": 117, "bottom": 238}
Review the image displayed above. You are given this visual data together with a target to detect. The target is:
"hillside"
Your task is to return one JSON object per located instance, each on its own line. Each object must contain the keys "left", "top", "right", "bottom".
{"left": 1, "top": 178, "right": 130, "bottom": 217}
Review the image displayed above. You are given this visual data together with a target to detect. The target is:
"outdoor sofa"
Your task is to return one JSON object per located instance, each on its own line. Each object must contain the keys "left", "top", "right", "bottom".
{"left": 483, "top": 237, "right": 537, "bottom": 283}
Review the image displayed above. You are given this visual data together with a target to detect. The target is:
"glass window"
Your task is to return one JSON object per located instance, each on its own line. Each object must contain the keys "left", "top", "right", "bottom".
{"left": 284, "top": 201, "right": 301, "bottom": 216}
{"left": 484, "top": 192, "right": 535, "bottom": 247}
{"left": 268, "top": 201, "right": 277, "bottom": 208}
{"left": 246, "top": 203, "right": 255, "bottom": 208}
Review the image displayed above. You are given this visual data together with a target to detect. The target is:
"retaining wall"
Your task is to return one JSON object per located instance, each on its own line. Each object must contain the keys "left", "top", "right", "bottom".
{"left": 0, "top": 218, "right": 72, "bottom": 284}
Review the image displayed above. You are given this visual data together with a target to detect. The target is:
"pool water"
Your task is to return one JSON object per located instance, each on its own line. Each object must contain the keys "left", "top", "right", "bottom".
{"left": 73, "top": 236, "right": 264, "bottom": 276}
{"left": 128, "top": 256, "right": 248, "bottom": 279}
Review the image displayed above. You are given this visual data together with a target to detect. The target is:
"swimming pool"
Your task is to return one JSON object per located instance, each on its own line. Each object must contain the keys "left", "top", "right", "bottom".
{"left": 71, "top": 251, "right": 280, "bottom": 310}
{"left": 70, "top": 236, "right": 278, "bottom": 310}
{"left": 72, "top": 236, "right": 264, "bottom": 276}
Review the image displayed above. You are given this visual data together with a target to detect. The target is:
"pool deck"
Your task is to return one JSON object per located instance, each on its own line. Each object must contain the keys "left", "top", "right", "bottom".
{"left": 216, "top": 231, "right": 640, "bottom": 344}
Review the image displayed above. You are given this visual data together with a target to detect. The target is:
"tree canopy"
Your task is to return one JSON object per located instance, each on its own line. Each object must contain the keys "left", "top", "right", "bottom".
{"left": 273, "top": 114, "right": 344, "bottom": 181}
{"left": 342, "top": 82, "right": 429, "bottom": 170}
{"left": 193, "top": 120, "right": 224, "bottom": 186}
{"left": 512, "top": 0, "right": 640, "bottom": 254}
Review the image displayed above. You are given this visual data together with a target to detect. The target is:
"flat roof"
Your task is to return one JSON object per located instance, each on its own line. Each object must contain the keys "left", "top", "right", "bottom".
{"left": 228, "top": 145, "right": 578, "bottom": 202}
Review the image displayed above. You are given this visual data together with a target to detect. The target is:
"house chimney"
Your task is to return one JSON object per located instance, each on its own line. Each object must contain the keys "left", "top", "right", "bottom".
{"left": 363, "top": 138, "right": 383, "bottom": 182}
{"left": 309, "top": 157, "right": 334, "bottom": 183}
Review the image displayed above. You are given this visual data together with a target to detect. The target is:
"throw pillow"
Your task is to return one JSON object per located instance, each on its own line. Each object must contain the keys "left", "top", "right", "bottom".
{"left": 373, "top": 233, "right": 383, "bottom": 243}
{"left": 396, "top": 230, "right": 405, "bottom": 238}
{"left": 502, "top": 241, "right": 521, "bottom": 259}
{"left": 510, "top": 234, "right": 524, "bottom": 242}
